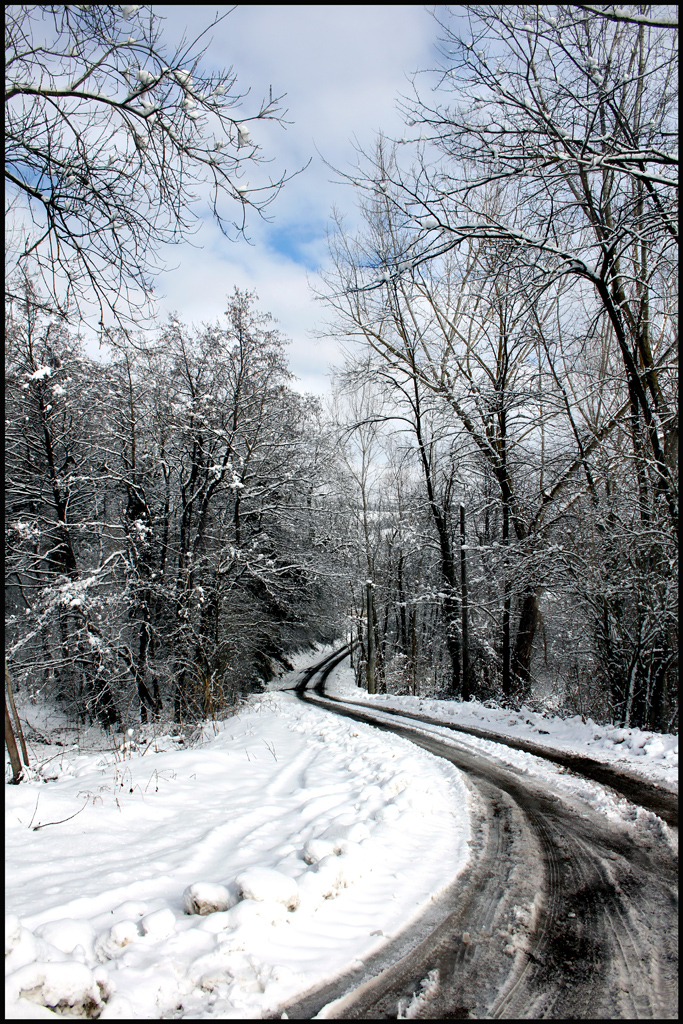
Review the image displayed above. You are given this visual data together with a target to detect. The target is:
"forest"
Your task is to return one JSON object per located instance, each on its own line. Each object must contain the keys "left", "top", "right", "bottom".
{"left": 5, "top": 5, "right": 678, "bottom": 736}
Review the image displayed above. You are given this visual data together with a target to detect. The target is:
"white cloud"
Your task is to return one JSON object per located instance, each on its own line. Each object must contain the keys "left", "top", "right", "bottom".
{"left": 147, "top": 5, "right": 440, "bottom": 393}
{"left": 156, "top": 220, "right": 335, "bottom": 394}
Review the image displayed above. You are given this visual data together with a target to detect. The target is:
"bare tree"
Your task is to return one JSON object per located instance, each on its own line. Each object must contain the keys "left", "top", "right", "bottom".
{"left": 330, "top": 383, "right": 389, "bottom": 692}
{"left": 321, "top": 166, "right": 589, "bottom": 698}
{"left": 320, "top": 104, "right": 676, "bottom": 722}
{"left": 6, "top": 5, "right": 298, "bottom": 325}
{"left": 344, "top": 5, "right": 677, "bottom": 529}
{"left": 316, "top": 7, "right": 676, "bottom": 725}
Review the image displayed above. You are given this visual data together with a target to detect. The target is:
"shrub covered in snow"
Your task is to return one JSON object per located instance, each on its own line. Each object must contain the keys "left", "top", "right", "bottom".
{"left": 182, "top": 882, "right": 235, "bottom": 916}
{"left": 6, "top": 959, "right": 113, "bottom": 1018}
{"left": 140, "top": 908, "right": 177, "bottom": 941}
{"left": 223, "top": 898, "right": 288, "bottom": 929}
{"left": 235, "top": 867, "right": 300, "bottom": 910}
{"left": 321, "top": 821, "right": 371, "bottom": 848}
{"left": 94, "top": 920, "right": 140, "bottom": 961}
{"left": 302, "top": 838, "right": 336, "bottom": 864}
{"left": 34, "top": 919, "right": 97, "bottom": 961}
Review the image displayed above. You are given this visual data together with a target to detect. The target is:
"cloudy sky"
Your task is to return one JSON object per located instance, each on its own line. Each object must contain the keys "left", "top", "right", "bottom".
{"left": 150, "top": 5, "right": 443, "bottom": 393}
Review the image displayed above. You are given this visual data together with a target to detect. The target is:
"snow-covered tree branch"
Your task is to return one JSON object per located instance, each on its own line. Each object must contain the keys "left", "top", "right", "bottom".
{"left": 5, "top": 5, "right": 297, "bottom": 326}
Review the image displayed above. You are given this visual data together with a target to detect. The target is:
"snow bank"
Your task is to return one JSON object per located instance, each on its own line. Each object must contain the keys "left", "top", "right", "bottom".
{"left": 6, "top": 691, "right": 470, "bottom": 1019}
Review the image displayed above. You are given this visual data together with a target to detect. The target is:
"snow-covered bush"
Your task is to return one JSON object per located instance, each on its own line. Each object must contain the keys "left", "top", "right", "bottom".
{"left": 182, "top": 882, "right": 235, "bottom": 916}
{"left": 235, "top": 867, "right": 300, "bottom": 910}
{"left": 6, "top": 960, "right": 113, "bottom": 1018}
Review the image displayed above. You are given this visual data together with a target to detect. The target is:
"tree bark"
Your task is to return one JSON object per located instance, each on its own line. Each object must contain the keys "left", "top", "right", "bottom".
{"left": 501, "top": 483, "right": 512, "bottom": 697}
{"left": 460, "top": 505, "right": 471, "bottom": 702}
{"left": 5, "top": 694, "right": 23, "bottom": 783}
{"left": 512, "top": 590, "right": 539, "bottom": 697}
{"left": 411, "top": 374, "right": 461, "bottom": 694}
{"left": 5, "top": 660, "right": 29, "bottom": 767}
{"left": 366, "top": 580, "right": 376, "bottom": 694}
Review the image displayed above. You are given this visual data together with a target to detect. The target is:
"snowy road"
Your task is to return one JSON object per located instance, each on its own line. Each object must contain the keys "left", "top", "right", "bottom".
{"left": 282, "top": 650, "right": 678, "bottom": 1019}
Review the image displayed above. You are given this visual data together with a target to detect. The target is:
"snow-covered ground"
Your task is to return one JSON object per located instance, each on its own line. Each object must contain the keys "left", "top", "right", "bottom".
{"left": 5, "top": 680, "right": 470, "bottom": 1019}
{"left": 6, "top": 649, "right": 678, "bottom": 1018}
{"left": 323, "top": 664, "right": 678, "bottom": 792}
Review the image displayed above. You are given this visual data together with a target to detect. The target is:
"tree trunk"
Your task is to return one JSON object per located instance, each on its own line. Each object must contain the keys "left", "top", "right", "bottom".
{"left": 512, "top": 590, "right": 539, "bottom": 697}
{"left": 366, "top": 580, "right": 376, "bottom": 694}
{"left": 411, "top": 607, "right": 418, "bottom": 695}
{"left": 175, "top": 672, "right": 185, "bottom": 723}
{"left": 396, "top": 551, "right": 408, "bottom": 654}
{"left": 460, "top": 505, "right": 471, "bottom": 702}
{"left": 5, "top": 660, "right": 29, "bottom": 767}
{"left": 5, "top": 693, "right": 23, "bottom": 783}
{"left": 138, "top": 616, "right": 151, "bottom": 723}
{"left": 498, "top": 401, "right": 514, "bottom": 700}
{"left": 501, "top": 491, "right": 511, "bottom": 697}
{"left": 411, "top": 372, "right": 460, "bottom": 695}
{"left": 356, "top": 589, "right": 367, "bottom": 688}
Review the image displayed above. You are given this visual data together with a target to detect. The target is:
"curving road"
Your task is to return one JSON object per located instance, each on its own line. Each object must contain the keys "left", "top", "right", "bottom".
{"left": 278, "top": 648, "right": 678, "bottom": 1020}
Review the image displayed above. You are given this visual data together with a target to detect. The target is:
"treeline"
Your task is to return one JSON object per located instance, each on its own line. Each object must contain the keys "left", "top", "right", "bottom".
{"left": 4, "top": 271, "right": 678, "bottom": 734}
{"left": 6, "top": 282, "right": 342, "bottom": 727}
{"left": 328, "top": 226, "right": 677, "bottom": 732}
{"left": 334, "top": 371, "right": 677, "bottom": 732}
{"left": 322, "top": 6, "right": 677, "bottom": 734}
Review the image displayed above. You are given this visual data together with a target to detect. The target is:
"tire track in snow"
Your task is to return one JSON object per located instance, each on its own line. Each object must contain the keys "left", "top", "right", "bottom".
{"left": 263, "top": 746, "right": 314, "bottom": 797}
{"left": 276, "top": 655, "right": 677, "bottom": 1020}
{"left": 316, "top": 692, "right": 678, "bottom": 827}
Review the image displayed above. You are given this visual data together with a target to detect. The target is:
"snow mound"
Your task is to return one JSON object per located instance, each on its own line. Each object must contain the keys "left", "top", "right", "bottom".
{"left": 5, "top": 685, "right": 472, "bottom": 1020}
{"left": 6, "top": 914, "right": 22, "bottom": 954}
{"left": 34, "top": 919, "right": 97, "bottom": 961}
{"left": 298, "top": 846, "right": 368, "bottom": 903}
{"left": 302, "top": 839, "right": 336, "bottom": 864}
{"left": 6, "top": 960, "right": 113, "bottom": 1018}
{"left": 332, "top": 674, "right": 679, "bottom": 791}
{"left": 182, "top": 882, "right": 234, "bottom": 916}
{"left": 397, "top": 967, "right": 440, "bottom": 1018}
{"left": 140, "top": 908, "right": 176, "bottom": 941}
{"left": 94, "top": 921, "right": 140, "bottom": 961}
{"left": 321, "top": 821, "right": 370, "bottom": 850}
{"left": 383, "top": 772, "right": 412, "bottom": 797}
{"left": 305, "top": 855, "right": 347, "bottom": 900}
{"left": 224, "top": 898, "right": 288, "bottom": 929}
{"left": 375, "top": 802, "right": 401, "bottom": 822}
{"left": 235, "top": 867, "right": 300, "bottom": 910}
{"left": 5, "top": 920, "right": 60, "bottom": 975}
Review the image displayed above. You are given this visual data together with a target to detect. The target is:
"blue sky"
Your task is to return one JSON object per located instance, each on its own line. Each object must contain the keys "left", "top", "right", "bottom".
{"left": 150, "top": 5, "right": 442, "bottom": 393}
